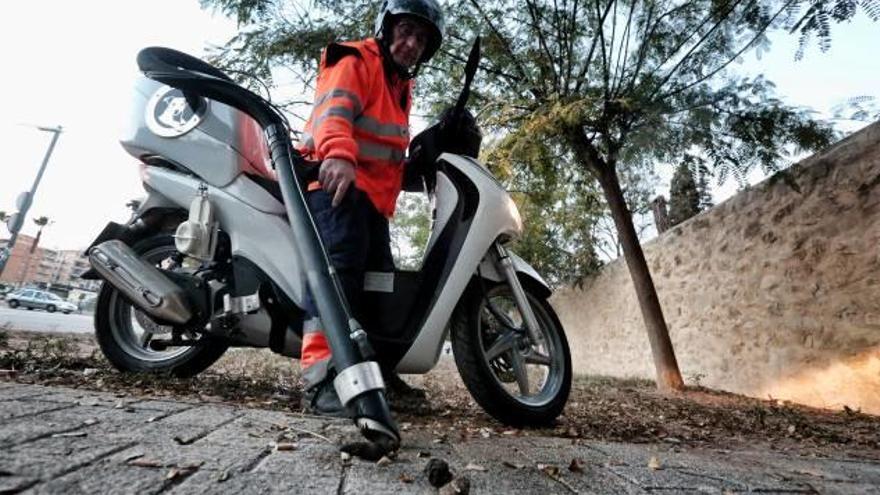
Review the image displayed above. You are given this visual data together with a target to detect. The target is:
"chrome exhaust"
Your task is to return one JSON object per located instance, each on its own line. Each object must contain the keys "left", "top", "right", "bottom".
{"left": 88, "top": 240, "right": 193, "bottom": 325}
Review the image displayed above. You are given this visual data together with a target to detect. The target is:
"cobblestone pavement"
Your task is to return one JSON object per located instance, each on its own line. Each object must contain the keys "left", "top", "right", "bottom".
{"left": 1, "top": 382, "right": 878, "bottom": 494}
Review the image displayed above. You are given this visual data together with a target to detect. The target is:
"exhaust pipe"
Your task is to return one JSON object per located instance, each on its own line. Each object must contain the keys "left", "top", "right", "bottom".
{"left": 88, "top": 240, "right": 193, "bottom": 325}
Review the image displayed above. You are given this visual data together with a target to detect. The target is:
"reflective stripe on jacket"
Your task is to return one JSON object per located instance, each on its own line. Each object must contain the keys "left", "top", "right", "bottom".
{"left": 298, "top": 38, "right": 412, "bottom": 217}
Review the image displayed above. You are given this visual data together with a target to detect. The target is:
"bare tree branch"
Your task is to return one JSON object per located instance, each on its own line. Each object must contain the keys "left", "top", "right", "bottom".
{"left": 466, "top": 0, "right": 534, "bottom": 86}
{"left": 647, "top": 0, "right": 753, "bottom": 99}
{"left": 574, "top": 0, "right": 615, "bottom": 93}
{"left": 610, "top": 0, "right": 637, "bottom": 98}
{"left": 659, "top": 0, "right": 798, "bottom": 100}
{"left": 525, "top": 0, "right": 562, "bottom": 92}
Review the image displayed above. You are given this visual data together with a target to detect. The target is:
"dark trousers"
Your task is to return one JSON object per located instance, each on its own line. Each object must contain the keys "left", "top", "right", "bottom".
{"left": 300, "top": 187, "right": 393, "bottom": 387}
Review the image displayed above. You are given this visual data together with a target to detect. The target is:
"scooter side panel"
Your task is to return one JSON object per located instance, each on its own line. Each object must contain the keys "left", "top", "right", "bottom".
{"left": 396, "top": 154, "right": 524, "bottom": 373}
{"left": 121, "top": 77, "right": 270, "bottom": 188}
{"left": 142, "top": 167, "right": 307, "bottom": 306}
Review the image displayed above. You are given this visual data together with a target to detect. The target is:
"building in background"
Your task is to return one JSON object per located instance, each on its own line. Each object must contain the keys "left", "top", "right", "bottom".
{"left": 0, "top": 235, "right": 100, "bottom": 295}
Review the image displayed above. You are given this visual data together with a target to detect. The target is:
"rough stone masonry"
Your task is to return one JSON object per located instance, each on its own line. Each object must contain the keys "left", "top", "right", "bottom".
{"left": 553, "top": 121, "right": 880, "bottom": 414}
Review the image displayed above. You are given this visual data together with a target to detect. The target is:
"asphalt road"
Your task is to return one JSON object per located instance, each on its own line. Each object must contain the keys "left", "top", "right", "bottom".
{"left": 0, "top": 305, "right": 94, "bottom": 334}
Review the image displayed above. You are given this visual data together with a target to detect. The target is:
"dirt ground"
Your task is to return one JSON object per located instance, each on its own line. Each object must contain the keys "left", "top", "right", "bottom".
{"left": 2, "top": 329, "right": 879, "bottom": 459}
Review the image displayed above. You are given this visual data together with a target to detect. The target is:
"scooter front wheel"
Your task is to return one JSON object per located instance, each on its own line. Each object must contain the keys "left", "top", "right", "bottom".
{"left": 451, "top": 281, "right": 572, "bottom": 426}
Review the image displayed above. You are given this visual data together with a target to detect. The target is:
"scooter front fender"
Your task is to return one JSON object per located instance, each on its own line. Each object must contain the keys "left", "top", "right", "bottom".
{"left": 478, "top": 249, "right": 551, "bottom": 299}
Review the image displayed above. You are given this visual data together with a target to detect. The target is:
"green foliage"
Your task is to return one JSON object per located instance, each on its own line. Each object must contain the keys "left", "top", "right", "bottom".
{"left": 786, "top": 0, "right": 880, "bottom": 59}
{"left": 668, "top": 163, "right": 701, "bottom": 226}
{"left": 833, "top": 95, "right": 880, "bottom": 122}
{"left": 390, "top": 192, "right": 432, "bottom": 270}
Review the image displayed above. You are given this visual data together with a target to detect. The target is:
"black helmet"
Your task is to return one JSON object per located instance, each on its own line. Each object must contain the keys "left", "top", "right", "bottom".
{"left": 374, "top": 0, "right": 444, "bottom": 64}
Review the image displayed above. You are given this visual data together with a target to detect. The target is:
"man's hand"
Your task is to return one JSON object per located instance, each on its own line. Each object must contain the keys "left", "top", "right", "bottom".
{"left": 318, "top": 158, "right": 356, "bottom": 207}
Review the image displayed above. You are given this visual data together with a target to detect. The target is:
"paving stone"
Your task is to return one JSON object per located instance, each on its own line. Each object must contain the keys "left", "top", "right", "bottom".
{"left": 0, "top": 399, "right": 71, "bottom": 420}
{"left": 195, "top": 412, "right": 334, "bottom": 449}
{"left": 453, "top": 438, "right": 636, "bottom": 494}
{"left": 0, "top": 474, "right": 39, "bottom": 493}
{"left": 26, "top": 458, "right": 171, "bottom": 495}
{"left": 251, "top": 441, "right": 340, "bottom": 474}
{"left": 343, "top": 458, "right": 437, "bottom": 495}
{"left": 0, "top": 407, "right": 103, "bottom": 447}
{"left": 169, "top": 469, "right": 339, "bottom": 494}
{"left": 807, "top": 481, "right": 880, "bottom": 494}
{"left": 734, "top": 450, "right": 880, "bottom": 487}
{"left": 29, "top": 388, "right": 128, "bottom": 407}
{"left": 128, "top": 399, "right": 197, "bottom": 413}
{"left": 0, "top": 383, "right": 55, "bottom": 400}
{"left": 100, "top": 442, "right": 269, "bottom": 475}
{"left": 153, "top": 404, "right": 240, "bottom": 428}
{"left": 0, "top": 435, "right": 133, "bottom": 479}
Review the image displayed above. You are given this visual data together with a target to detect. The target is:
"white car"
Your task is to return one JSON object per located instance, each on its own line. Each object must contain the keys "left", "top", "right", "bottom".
{"left": 6, "top": 289, "right": 78, "bottom": 314}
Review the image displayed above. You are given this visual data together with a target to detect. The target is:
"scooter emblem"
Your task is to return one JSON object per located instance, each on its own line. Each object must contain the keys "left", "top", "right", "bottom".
{"left": 145, "top": 85, "right": 207, "bottom": 138}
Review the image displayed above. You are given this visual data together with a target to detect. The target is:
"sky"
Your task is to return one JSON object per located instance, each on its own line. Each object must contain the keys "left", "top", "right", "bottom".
{"left": 0, "top": 2, "right": 877, "bottom": 251}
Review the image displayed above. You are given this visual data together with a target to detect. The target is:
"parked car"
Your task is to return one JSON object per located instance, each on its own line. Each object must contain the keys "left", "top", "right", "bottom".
{"left": 5, "top": 289, "right": 78, "bottom": 314}
{"left": 0, "top": 284, "right": 13, "bottom": 300}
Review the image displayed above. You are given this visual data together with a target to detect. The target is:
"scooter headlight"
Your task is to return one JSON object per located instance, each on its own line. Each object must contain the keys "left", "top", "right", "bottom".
{"left": 506, "top": 196, "right": 523, "bottom": 235}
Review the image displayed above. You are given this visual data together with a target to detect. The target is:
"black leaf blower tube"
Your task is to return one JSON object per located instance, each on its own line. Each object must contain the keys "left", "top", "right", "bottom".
{"left": 265, "top": 124, "right": 400, "bottom": 450}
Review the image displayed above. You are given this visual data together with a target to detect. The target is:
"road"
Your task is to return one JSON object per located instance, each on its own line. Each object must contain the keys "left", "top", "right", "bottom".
{"left": 0, "top": 305, "right": 94, "bottom": 334}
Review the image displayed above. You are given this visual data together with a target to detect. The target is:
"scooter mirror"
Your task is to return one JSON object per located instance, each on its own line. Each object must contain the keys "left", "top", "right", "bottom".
{"left": 453, "top": 36, "right": 481, "bottom": 118}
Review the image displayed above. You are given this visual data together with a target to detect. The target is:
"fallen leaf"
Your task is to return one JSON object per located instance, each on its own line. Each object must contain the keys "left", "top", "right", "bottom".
{"left": 340, "top": 452, "right": 352, "bottom": 463}
{"left": 568, "top": 458, "right": 585, "bottom": 473}
{"left": 376, "top": 456, "right": 392, "bottom": 467}
{"left": 439, "top": 476, "right": 471, "bottom": 495}
{"left": 114, "top": 400, "right": 125, "bottom": 409}
{"left": 82, "top": 419, "right": 99, "bottom": 426}
{"left": 146, "top": 416, "right": 161, "bottom": 423}
{"left": 464, "top": 463, "right": 487, "bottom": 472}
{"left": 538, "top": 464, "right": 560, "bottom": 476}
{"left": 128, "top": 458, "right": 163, "bottom": 468}
{"left": 166, "top": 466, "right": 197, "bottom": 481}
{"left": 417, "top": 451, "right": 432, "bottom": 458}
{"left": 502, "top": 461, "right": 524, "bottom": 470}
{"left": 648, "top": 456, "right": 661, "bottom": 470}
{"left": 218, "top": 470, "right": 231, "bottom": 482}
{"left": 398, "top": 473, "right": 414, "bottom": 483}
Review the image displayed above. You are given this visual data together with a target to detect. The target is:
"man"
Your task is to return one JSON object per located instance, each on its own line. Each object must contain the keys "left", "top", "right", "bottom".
{"left": 296, "top": 0, "right": 444, "bottom": 415}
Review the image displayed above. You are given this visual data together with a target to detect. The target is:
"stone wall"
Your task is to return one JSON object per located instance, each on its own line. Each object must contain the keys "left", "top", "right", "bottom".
{"left": 552, "top": 122, "right": 880, "bottom": 413}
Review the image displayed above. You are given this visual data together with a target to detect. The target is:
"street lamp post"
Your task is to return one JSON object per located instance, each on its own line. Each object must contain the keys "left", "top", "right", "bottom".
{"left": 0, "top": 125, "right": 63, "bottom": 278}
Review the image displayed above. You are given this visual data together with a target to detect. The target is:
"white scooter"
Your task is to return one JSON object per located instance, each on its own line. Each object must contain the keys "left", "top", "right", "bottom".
{"left": 84, "top": 40, "right": 572, "bottom": 448}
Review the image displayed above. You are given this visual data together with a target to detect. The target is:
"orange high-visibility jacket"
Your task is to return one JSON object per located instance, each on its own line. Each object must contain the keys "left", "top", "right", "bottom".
{"left": 298, "top": 38, "right": 413, "bottom": 217}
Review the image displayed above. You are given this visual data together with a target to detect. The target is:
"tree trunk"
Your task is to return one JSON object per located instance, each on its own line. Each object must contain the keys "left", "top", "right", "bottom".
{"left": 595, "top": 163, "right": 685, "bottom": 392}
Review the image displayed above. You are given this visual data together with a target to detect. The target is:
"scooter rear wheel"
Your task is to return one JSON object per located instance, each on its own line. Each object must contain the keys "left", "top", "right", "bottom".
{"left": 94, "top": 234, "right": 228, "bottom": 377}
{"left": 451, "top": 281, "right": 572, "bottom": 426}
